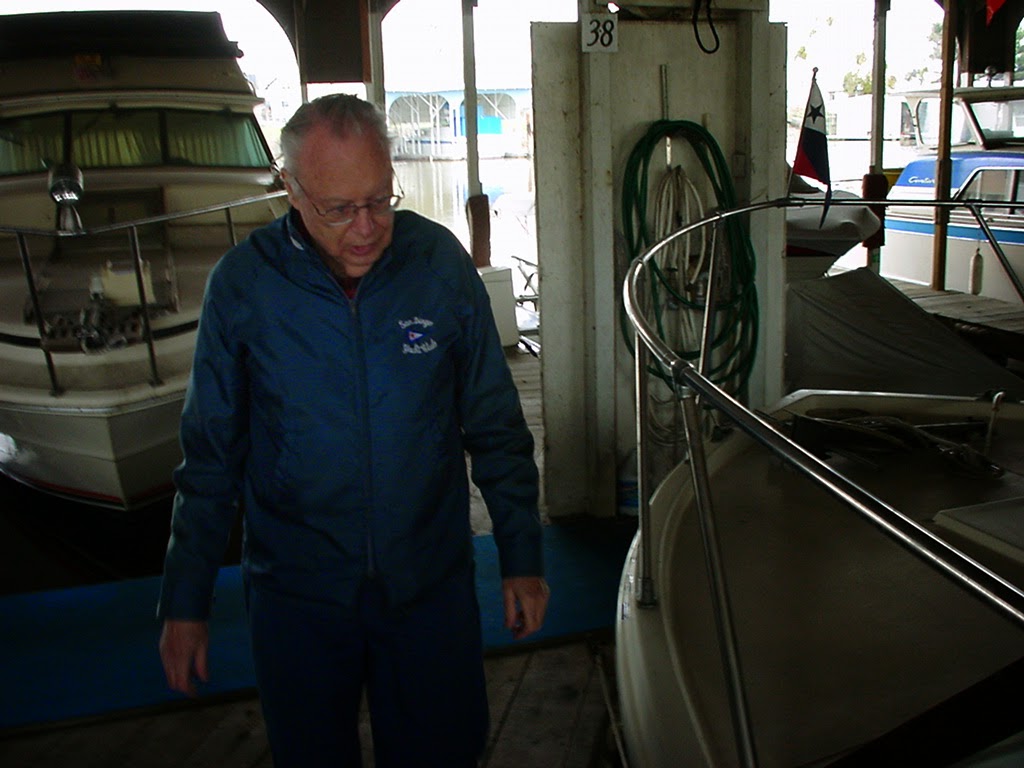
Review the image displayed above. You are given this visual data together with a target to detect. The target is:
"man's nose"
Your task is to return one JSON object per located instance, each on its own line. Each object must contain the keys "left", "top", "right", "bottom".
{"left": 349, "top": 205, "right": 377, "bottom": 234}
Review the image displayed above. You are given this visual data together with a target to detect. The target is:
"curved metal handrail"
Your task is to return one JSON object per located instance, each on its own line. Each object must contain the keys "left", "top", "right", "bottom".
{"left": 624, "top": 194, "right": 1024, "bottom": 767}
{"left": 0, "top": 189, "right": 287, "bottom": 238}
{"left": 625, "top": 194, "right": 1024, "bottom": 628}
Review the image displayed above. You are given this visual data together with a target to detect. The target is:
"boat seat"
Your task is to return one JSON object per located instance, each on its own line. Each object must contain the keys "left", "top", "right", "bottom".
{"left": 934, "top": 497, "right": 1024, "bottom": 569}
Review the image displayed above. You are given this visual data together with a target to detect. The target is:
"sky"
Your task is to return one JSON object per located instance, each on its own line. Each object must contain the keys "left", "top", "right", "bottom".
{"left": 383, "top": 0, "right": 577, "bottom": 90}
{"left": 1, "top": 0, "right": 949, "bottom": 110}
{"left": 770, "top": 1, "right": 945, "bottom": 103}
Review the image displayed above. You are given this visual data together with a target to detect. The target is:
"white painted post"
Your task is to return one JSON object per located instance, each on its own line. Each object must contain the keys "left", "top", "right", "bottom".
{"left": 579, "top": 4, "right": 619, "bottom": 517}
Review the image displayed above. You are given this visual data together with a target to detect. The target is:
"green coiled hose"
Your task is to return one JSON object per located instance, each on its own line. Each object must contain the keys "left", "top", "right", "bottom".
{"left": 621, "top": 119, "right": 759, "bottom": 401}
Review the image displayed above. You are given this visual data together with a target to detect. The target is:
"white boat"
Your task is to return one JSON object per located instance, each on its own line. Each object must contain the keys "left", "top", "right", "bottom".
{"left": 785, "top": 188, "right": 881, "bottom": 282}
{"left": 0, "top": 11, "right": 286, "bottom": 509}
{"left": 877, "top": 87, "right": 1024, "bottom": 303}
{"left": 618, "top": 200, "right": 1024, "bottom": 767}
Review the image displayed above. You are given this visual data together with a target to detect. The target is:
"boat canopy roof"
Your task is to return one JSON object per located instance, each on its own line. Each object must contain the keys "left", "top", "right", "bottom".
{"left": 0, "top": 11, "right": 256, "bottom": 108}
{"left": 0, "top": 11, "right": 242, "bottom": 62}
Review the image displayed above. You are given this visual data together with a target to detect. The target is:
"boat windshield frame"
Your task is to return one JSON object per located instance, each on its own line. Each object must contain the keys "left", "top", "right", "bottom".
{"left": 914, "top": 93, "right": 1024, "bottom": 150}
{"left": 967, "top": 96, "right": 1024, "bottom": 148}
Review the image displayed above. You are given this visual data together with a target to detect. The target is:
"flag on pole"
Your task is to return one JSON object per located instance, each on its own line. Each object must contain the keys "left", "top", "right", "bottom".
{"left": 792, "top": 68, "right": 832, "bottom": 227}
{"left": 987, "top": 0, "right": 1007, "bottom": 24}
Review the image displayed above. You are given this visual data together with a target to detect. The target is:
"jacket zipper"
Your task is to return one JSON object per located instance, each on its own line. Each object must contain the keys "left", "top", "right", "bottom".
{"left": 349, "top": 294, "right": 378, "bottom": 579}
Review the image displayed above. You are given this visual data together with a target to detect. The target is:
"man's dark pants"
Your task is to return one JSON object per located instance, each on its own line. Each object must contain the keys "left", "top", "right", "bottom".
{"left": 245, "top": 563, "right": 488, "bottom": 767}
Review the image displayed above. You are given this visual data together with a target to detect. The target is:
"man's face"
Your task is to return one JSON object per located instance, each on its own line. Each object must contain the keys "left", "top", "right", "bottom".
{"left": 284, "top": 124, "right": 395, "bottom": 279}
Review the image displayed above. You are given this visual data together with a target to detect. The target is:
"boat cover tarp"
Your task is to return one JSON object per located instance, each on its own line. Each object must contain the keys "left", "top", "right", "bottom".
{"left": 786, "top": 268, "right": 1024, "bottom": 399}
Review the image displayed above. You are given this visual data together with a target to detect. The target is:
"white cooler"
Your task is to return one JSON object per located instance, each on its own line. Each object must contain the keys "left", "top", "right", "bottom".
{"left": 478, "top": 266, "right": 518, "bottom": 347}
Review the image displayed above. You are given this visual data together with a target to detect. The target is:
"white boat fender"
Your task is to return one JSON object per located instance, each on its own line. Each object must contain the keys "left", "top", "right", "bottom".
{"left": 970, "top": 247, "right": 984, "bottom": 296}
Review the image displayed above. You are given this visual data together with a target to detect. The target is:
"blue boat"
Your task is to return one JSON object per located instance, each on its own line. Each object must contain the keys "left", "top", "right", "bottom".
{"left": 882, "top": 88, "right": 1024, "bottom": 303}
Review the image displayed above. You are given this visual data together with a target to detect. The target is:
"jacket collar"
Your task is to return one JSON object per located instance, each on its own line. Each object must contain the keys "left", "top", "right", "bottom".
{"left": 282, "top": 207, "right": 400, "bottom": 294}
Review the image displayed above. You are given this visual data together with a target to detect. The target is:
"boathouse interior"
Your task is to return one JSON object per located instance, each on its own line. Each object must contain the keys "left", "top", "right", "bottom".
{"left": 6, "top": 2, "right": 1024, "bottom": 766}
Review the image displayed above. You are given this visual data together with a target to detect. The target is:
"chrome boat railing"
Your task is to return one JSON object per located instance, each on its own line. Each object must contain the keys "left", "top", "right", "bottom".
{"left": 0, "top": 190, "right": 287, "bottom": 396}
{"left": 623, "top": 195, "right": 1024, "bottom": 768}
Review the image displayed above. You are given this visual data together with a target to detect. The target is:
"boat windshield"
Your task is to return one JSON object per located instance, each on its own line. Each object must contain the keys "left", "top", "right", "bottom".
{"left": 917, "top": 95, "right": 1024, "bottom": 148}
{"left": 968, "top": 97, "right": 1024, "bottom": 146}
{"left": 916, "top": 97, "right": 976, "bottom": 147}
{"left": 0, "top": 107, "right": 272, "bottom": 177}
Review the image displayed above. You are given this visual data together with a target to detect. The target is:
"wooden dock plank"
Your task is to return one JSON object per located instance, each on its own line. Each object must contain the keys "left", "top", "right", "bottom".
{"left": 0, "top": 639, "right": 616, "bottom": 768}
{"left": 178, "top": 699, "right": 269, "bottom": 768}
{"left": 483, "top": 642, "right": 602, "bottom": 767}
{"left": 14, "top": 716, "right": 148, "bottom": 768}
{"left": 145, "top": 702, "right": 265, "bottom": 768}
{"left": 890, "top": 279, "right": 1024, "bottom": 335}
{"left": 884, "top": 278, "right": 1024, "bottom": 362}
{"left": 563, "top": 644, "right": 616, "bottom": 768}
{"left": 482, "top": 651, "right": 532, "bottom": 761}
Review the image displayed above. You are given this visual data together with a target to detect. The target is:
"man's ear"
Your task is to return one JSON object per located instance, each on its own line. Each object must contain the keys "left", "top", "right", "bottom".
{"left": 280, "top": 170, "right": 299, "bottom": 204}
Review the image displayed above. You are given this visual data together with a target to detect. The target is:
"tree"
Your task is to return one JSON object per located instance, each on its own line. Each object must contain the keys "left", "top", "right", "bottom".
{"left": 905, "top": 67, "right": 931, "bottom": 85}
{"left": 843, "top": 71, "right": 872, "bottom": 96}
{"left": 843, "top": 52, "right": 872, "bottom": 96}
{"left": 1017, "top": 24, "right": 1024, "bottom": 73}
{"left": 929, "top": 21, "right": 943, "bottom": 62}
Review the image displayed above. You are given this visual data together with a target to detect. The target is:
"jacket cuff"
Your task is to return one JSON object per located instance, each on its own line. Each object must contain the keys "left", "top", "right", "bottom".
{"left": 495, "top": 528, "right": 545, "bottom": 579}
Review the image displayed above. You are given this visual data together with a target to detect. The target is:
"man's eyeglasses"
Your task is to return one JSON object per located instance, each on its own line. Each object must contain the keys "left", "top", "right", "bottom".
{"left": 290, "top": 176, "right": 404, "bottom": 227}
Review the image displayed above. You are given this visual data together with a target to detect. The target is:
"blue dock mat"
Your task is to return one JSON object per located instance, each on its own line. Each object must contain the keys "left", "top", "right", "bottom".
{"left": 0, "top": 519, "right": 635, "bottom": 730}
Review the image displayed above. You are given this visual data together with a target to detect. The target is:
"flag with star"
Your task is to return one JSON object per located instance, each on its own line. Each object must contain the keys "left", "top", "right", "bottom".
{"left": 792, "top": 69, "right": 832, "bottom": 226}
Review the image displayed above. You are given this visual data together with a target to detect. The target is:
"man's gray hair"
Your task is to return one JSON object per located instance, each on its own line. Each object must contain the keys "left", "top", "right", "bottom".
{"left": 280, "top": 94, "right": 391, "bottom": 173}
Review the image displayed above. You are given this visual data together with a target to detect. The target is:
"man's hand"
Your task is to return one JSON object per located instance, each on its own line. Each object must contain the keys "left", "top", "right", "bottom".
{"left": 502, "top": 576, "right": 550, "bottom": 640}
{"left": 159, "top": 619, "right": 210, "bottom": 697}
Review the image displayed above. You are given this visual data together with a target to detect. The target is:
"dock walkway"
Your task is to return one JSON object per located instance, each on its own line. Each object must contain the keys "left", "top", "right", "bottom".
{"left": 891, "top": 279, "right": 1024, "bottom": 363}
{"left": 0, "top": 636, "right": 621, "bottom": 768}
{"left": 0, "top": 347, "right": 628, "bottom": 768}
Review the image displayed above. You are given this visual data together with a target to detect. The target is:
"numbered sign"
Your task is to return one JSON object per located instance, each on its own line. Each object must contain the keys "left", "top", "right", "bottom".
{"left": 581, "top": 13, "right": 618, "bottom": 53}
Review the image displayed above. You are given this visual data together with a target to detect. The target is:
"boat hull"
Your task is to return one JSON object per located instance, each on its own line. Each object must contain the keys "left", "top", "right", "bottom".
{"left": 881, "top": 209, "right": 1024, "bottom": 303}
{"left": 0, "top": 388, "right": 185, "bottom": 509}
{"left": 617, "top": 391, "right": 1024, "bottom": 767}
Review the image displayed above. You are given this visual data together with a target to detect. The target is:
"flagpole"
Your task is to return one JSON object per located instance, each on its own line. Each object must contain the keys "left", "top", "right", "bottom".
{"left": 791, "top": 67, "right": 833, "bottom": 227}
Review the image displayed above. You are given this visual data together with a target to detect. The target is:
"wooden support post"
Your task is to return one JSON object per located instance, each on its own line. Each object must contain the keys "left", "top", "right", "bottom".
{"left": 466, "top": 193, "right": 491, "bottom": 268}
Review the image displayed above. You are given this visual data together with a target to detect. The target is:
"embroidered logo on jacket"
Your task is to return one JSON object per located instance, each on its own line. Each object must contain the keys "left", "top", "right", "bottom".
{"left": 400, "top": 317, "right": 438, "bottom": 355}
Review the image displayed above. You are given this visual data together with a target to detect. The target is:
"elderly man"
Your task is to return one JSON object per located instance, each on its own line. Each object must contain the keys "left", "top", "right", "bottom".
{"left": 158, "top": 94, "right": 548, "bottom": 767}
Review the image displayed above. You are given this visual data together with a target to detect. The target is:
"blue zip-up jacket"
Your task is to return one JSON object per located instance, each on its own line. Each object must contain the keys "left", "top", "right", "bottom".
{"left": 158, "top": 209, "right": 542, "bottom": 618}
